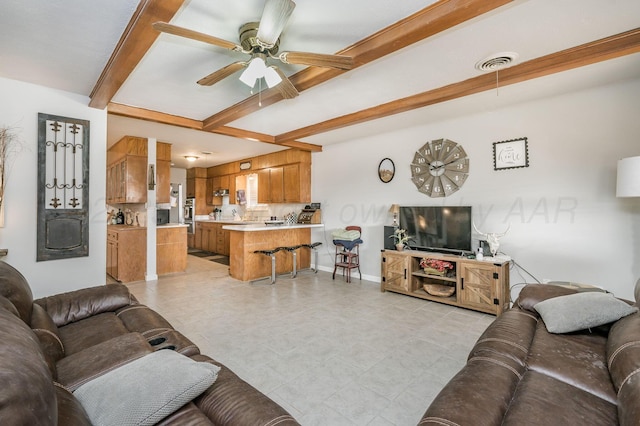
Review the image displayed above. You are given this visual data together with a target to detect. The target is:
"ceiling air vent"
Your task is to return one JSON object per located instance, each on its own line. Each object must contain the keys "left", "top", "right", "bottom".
{"left": 475, "top": 52, "right": 519, "bottom": 72}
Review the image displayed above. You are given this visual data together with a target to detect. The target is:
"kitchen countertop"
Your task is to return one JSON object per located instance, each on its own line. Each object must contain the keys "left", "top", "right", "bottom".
{"left": 195, "top": 219, "right": 259, "bottom": 224}
{"left": 223, "top": 223, "right": 324, "bottom": 232}
{"left": 108, "top": 224, "right": 188, "bottom": 229}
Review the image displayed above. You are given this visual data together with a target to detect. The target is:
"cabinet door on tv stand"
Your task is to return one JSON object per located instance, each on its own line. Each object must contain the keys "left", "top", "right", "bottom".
{"left": 458, "top": 262, "right": 502, "bottom": 314}
{"left": 381, "top": 251, "right": 410, "bottom": 292}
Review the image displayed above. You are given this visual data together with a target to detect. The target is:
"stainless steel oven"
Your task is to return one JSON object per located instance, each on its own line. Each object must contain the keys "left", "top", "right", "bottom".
{"left": 185, "top": 198, "right": 194, "bottom": 221}
{"left": 185, "top": 198, "right": 195, "bottom": 234}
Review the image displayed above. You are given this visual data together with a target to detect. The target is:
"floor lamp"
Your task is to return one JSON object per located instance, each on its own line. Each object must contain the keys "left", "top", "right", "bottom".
{"left": 617, "top": 156, "right": 640, "bottom": 300}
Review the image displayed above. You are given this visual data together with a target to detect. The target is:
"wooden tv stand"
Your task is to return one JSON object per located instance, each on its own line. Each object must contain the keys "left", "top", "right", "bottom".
{"left": 380, "top": 250, "right": 510, "bottom": 316}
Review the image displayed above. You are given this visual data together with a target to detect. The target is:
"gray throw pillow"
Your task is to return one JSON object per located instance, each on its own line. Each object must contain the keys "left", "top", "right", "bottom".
{"left": 534, "top": 291, "right": 638, "bottom": 334}
{"left": 74, "top": 350, "right": 220, "bottom": 426}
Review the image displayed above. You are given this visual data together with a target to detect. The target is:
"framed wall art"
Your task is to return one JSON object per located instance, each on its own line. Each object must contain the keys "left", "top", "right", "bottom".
{"left": 378, "top": 158, "right": 395, "bottom": 183}
{"left": 493, "top": 137, "right": 529, "bottom": 171}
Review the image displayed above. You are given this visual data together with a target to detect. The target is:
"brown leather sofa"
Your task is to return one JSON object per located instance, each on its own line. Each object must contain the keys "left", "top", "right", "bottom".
{"left": 419, "top": 283, "right": 640, "bottom": 425}
{"left": 0, "top": 261, "right": 299, "bottom": 425}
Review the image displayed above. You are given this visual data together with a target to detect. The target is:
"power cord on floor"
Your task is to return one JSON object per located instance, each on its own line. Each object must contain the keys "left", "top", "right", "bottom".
{"left": 500, "top": 252, "right": 541, "bottom": 304}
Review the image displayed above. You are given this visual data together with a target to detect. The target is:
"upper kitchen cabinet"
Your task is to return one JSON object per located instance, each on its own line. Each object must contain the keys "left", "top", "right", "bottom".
{"left": 206, "top": 174, "right": 231, "bottom": 206}
{"left": 106, "top": 136, "right": 171, "bottom": 204}
{"left": 207, "top": 149, "right": 311, "bottom": 204}
{"left": 155, "top": 143, "right": 171, "bottom": 204}
{"left": 106, "top": 156, "right": 146, "bottom": 204}
{"left": 186, "top": 167, "right": 210, "bottom": 215}
{"left": 257, "top": 163, "right": 308, "bottom": 204}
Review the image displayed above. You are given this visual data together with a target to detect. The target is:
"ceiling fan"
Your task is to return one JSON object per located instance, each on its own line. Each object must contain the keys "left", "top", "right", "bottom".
{"left": 152, "top": 0, "right": 354, "bottom": 99}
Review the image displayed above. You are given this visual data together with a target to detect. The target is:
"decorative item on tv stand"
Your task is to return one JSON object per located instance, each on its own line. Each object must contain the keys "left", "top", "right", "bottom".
{"left": 420, "top": 258, "right": 456, "bottom": 297}
{"left": 472, "top": 222, "right": 510, "bottom": 258}
{"left": 390, "top": 228, "right": 411, "bottom": 251}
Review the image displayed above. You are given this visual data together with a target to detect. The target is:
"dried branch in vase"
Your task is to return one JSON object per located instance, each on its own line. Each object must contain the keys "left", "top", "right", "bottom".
{"left": 0, "top": 126, "right": 23, "bottom": 213}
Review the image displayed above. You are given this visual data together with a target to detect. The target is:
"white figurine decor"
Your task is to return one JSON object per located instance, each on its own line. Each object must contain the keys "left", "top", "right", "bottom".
{"left": 473, "top": 222, "right": 510, "bottom": 257}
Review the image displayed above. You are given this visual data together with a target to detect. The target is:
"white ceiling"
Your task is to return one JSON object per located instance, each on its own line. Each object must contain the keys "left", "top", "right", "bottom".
{"left": 1, "top": 0, "right": 639, "bottom": 168}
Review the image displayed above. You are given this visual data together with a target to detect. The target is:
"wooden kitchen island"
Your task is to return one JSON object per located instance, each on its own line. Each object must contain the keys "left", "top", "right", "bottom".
{"left": 223, "top": 223, "right": 324, "bottom": 281}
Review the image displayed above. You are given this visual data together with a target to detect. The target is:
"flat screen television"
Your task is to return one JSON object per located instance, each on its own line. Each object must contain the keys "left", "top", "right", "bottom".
{"left": 399, "top": 206, "right": 472, "bottom": 254}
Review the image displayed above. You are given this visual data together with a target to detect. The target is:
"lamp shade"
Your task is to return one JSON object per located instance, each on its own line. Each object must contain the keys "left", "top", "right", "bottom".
{"left": 389, "top": 204, "right": 400, "bottom": 214}
{"left": 264, "top": 66, "right": 282, "bottom": 88}
{"left": 239, "top": 57, "right": 267, "bottom": 87}
{"left": 616, "top": 156, "right": 640, "bottom": 197}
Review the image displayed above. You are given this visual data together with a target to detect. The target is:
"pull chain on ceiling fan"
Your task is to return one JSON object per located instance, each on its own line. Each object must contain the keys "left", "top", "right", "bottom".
{"left": 152, "top": 0, "right": 354, "bottom": 99}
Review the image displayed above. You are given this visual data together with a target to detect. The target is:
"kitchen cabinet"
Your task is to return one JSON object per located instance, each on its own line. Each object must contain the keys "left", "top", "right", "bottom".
{"left": 215, "top": 224, "right": 228, "bottom": 256}
{"left": 156, "top": 160, "right": 171, "bottom": 204}
{"left": 187, "top": 177, "right": 209, "bottom": 214}
{"left": 269, "top": 167, "right": 284, "bottom": 203}
{"left": 107, "top": 225, "right": 186, "bottom": 281}
{"left": 106, "top": 156, "right": 146, "bottom": 204}
{"left": 228, "top": 174, "right": 237, "bottom": 204}
{"left": 257, "top": 168, "right": 271, "bottom": 204}
{"left": 207, "top": 175, "right": 231, "bottom": 206}
{"left": 193, "top": 222, "right": 230, "bottom": 255}
{"left": 194, "top": 222, "right": 202, "bottom": 249}
{"left": 106, "top": 226, "right": 146, "bottom": 282}
{"left": 283, "top": 164, "right": 302, "bottom": 202}
{"left": 252, "top": 164, "right": 308, "bottom": 204}
{"left": 156, "top": 226, "right": 187, "bottom": 275}
{"left": 186, "top": 168, "right": 210, "bottom": 214}
{"left": 205, "top": 149, "right": 311, "bottom": 204}
{"left": 106, "top": 137, "right": 171, "bottom": 204}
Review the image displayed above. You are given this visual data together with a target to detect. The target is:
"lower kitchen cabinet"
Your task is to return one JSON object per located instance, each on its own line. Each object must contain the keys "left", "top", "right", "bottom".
{"left": 193, "top": 222, "right": 231, "bottom": 255}
{"left": 156, "top": 227, "right": 187, "bottom": 275}
{"left": 107, "top": 226, "right": 146, "bottom": 282}
{"left": 107, "top": 225, "right": 187, "bottom": 282}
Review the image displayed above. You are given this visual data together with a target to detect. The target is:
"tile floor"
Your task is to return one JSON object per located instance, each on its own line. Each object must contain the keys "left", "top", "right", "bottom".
{"left": 125, "top": 255, "right": 496, "bottom": 426}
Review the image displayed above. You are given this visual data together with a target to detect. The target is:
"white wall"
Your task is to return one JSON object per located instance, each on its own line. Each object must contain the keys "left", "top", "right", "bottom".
{"left": 312, "top": 77, "right": 640, "bottom": 300}
{"left": 0, "top": 77, "right": 107, "bottom": 298}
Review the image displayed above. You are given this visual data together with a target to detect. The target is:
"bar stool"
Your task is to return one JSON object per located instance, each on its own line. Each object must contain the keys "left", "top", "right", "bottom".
{"left": 299, "top": 242, "right": 322, "bottom": 273}
{"left": 281, "top": 245, "right": 301, "bottom": 278}
{"left": 333, "top": 226, "right": 363, "bottom": 283}
{"left": 252, "top": 247, "right": 284, "bottom": 284}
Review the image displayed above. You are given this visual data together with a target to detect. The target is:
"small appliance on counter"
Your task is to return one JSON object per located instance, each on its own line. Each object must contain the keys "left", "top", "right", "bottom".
{"left": 157, "top": 209, "right": 170, "bottom": 225}
{"left": 297, "top": 203, "right": 322, "bottom": 224}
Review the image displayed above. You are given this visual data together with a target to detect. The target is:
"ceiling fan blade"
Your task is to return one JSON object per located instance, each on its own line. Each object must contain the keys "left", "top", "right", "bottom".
{"left": 256, "top": 0, "right": 296, "bottom": 48}
{"left": 272, "top": 67, "right": 299, "bottom": 99}
{"left": 278, "top": 51, "right": 354, "bottom": 70}
{"left": 197, "top": 62, "right": 247, "bottom": 86}
{"left": 153, "top": 22, "right": 244, "bottom": 52}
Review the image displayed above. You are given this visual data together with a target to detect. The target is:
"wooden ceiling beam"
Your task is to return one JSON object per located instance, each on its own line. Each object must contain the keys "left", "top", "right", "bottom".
{"left": 107, "top": 102, "right": 322, "bottom": 151}
{"left": 108, "top": 102, "right": 203, "bottom": 129}
{"left": 201, "top": 0, "right": 514, "bottom": 131}
{"left": 275, "top": 28, "right": 640, "bottom": 143}
{"left": 89, "top": 0, "right": 186, "bottom": 109}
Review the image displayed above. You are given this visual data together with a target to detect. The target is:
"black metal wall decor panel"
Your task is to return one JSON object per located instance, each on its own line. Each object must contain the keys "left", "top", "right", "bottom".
{"left": 37, "top": 113, "right": 90, "bottom": 261}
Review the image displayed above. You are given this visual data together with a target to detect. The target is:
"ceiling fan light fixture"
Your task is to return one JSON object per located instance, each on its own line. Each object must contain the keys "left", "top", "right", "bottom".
{"left": 239, "top": 56, "right": 267, "bottom": 87}
{"left": 256, "top": 0, "right": 296, "bottom": 48}
{"left": 264, "top": 66, "right": 282, "bottom": 88}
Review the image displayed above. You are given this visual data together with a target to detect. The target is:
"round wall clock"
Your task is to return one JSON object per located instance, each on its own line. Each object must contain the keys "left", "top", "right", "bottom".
{"left": 410, "top": 138, "right": 469, "bottom": 197}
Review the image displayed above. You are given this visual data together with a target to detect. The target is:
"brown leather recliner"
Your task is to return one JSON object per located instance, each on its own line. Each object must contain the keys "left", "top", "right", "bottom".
{"left": 419, "top": 283, "right": 640, "bottom": 425}
{"left": 0, "top": 261, "right": 300, "bottom": 425}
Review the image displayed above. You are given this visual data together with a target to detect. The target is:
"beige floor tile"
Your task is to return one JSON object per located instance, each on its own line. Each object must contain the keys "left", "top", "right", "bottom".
{"left": 124, "top": 254, "right": 494, "bottom": 425}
